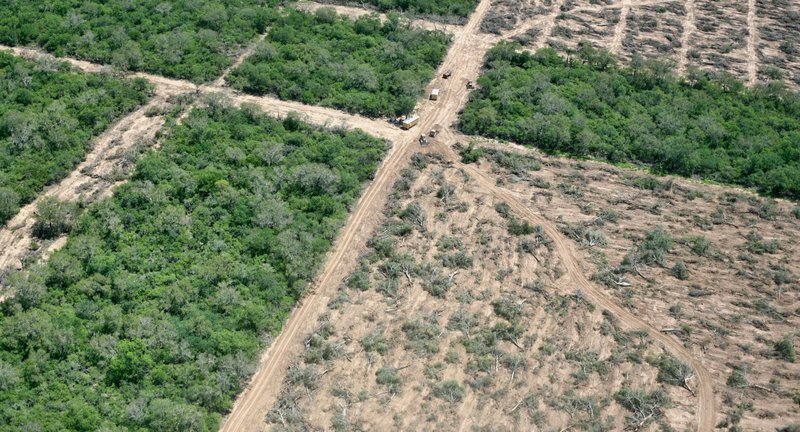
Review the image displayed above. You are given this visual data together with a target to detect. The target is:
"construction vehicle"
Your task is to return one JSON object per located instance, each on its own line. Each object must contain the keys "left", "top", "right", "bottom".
{"left": 466, "top": 80, "right": 474, "bottom": 89}
{"left": 401, "top": 115, "right": 419, "bottom": 130}
{"left": 443, "top": 70, "right": 452, "bottom": 79}
{"left": 418, "top": 134, "right": 428, "bottom": 146}
{"left": 429, "top": 128, "right": 438, "bottom": 138}
{"left": 429, "top": 88, "right": 439, "bottom": 100}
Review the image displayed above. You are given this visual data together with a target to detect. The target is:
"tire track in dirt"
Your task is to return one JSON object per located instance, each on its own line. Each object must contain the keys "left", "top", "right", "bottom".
{"left": 676, "top": 0, "right": 696, "bottom": 75}
{"left": 219, "top": 0, "right": 493, "bottom": 430}
{"left": 434, "top": 142, "right": 717, "bottom": 432}
{"left": 609, "top": 0, "right": 631, "bottom": 54}
{"left": 534, "top": 0, "right": 566, "bottom": 49}
{"left": 746, "top": 0, "right": 758, "bottom": 85}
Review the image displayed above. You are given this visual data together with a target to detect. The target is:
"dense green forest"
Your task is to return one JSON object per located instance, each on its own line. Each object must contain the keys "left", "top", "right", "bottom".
{"left": 460, "top": 42, "right": 800, "bottom": 199}
{"left": 227, "top": 8, "right": 450, "bottom": 117}
{"left": 318, "top": 0, "right": 479, "bottom": 21}
{"left": 0, "top": 0, "right": 277, "bottom": 82}
{"left": 0, "top": 104, "right": 387, "bottom": 431}
{"left": 0, "top": 51, "right": 151, "bottom": 225}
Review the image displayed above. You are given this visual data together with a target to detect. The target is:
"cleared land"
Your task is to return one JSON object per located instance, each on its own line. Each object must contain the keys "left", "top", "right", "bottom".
{"left": 482, "top": 0, "right": 799, "bottom": 90}
{"left": 262, "top": 151, "right": 700, "bottom": 431}
{"left": 455, "top": 139, "right": 800, "bottom": 430}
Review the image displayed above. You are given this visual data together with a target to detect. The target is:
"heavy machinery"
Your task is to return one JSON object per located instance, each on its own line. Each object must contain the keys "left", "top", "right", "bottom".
{"left": 466, "top": 80, "right": 474, "bottom": 89}
{"left": 418, "top": 134, "right": 428, "bottom": 146}
{"left": 401, "top": 115, "right": 419, "bottom": 130}
{"left": 429, "top": 128, "right": 438, "bottom": 138}
{"left": 443, "top": 70, "right": 452, "bottom": 79}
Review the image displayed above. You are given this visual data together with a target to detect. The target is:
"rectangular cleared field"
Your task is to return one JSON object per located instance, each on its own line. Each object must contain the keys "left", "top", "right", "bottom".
{"left": 755, "top": 0, "right": 800, "bottom": 86}
{"left": 0, "top": 104, "right": 387, "bottom": 431}
{"left": 0, "top": 51, "right": 151, "bottom": 225}
{"left": 227, "top": 9, "right": 450, "bottom": 117}
{"left": 0, "top": 0, "right": 277, "bottom": 82}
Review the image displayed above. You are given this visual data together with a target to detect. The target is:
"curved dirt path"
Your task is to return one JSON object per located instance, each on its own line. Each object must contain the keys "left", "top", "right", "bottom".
{"left": 676, "top": 0, "right": 696, "bottom": 75}
{"left": 746, "top": 0, "right": 758, "bottom": 85}
{"left": 432, "top": 140, "right": 716, "bottom": 431}
{"left": 609, "top": 0, "right": 631, "bottom": 54}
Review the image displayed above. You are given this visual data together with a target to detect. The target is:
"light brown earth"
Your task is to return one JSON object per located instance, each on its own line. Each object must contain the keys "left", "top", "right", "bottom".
{"left": 264, "top": 154, "right": 693, "bottom": 431}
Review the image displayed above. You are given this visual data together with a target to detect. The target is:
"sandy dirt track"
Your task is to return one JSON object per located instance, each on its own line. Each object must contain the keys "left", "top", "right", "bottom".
{"left": 746, "top": 0, "right": 758, "bottom": 84}
{"left": 609, "top": 0, "right": 631, "bottom": 54}
{"left": 676, "top": 0, "right": 697, "bottom": 75}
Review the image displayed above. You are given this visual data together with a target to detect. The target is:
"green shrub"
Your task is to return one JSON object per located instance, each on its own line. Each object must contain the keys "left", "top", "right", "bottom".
{"left": 776, "top": 336, "right": 796, "bottom": 362}
{"left": 671, "top": 260, "right": 689, "bottom": 280}
{"left": 431, "top": 380, "right": 465, "bottom": 403}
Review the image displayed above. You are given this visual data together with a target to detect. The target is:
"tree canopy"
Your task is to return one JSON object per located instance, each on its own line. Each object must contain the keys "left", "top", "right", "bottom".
{"left": 227, "top": 9, "right": 450, "bottom": 117}
{"left": 0, "top": 0, "right": 279, "bottom": 82}
{"left": 0, "top": 51, "right": 151, "bottom": 225}
{"left": 460, "top": 42, "right": 800, "bottom": 200}
{"left": 0, "top": 104, "right": 387, "bottom": 431}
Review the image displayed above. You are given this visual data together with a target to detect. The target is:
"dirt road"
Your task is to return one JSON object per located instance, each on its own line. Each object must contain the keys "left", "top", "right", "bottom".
{"left": 609, "top": 0, "right": 631, "bottom": 54}
{"left": 676, "top": 0, "right": 696, "bottom": 75}
{"left": 219, "top": 0, "right": 494, "bottom": 430}
{"left": 746, "top": 0, "right": 758, "bottom": 85}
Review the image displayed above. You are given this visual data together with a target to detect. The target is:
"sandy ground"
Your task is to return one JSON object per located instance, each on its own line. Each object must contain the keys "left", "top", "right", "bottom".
{"left": 746, "top": 0, "right": 758, "bottom": 85}
{"left": 676, "top": 0, "right": 696, "bottom": 74}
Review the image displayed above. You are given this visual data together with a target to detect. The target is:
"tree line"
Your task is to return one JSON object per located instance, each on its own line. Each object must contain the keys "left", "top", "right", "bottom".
{"left": 460, "top": 41, "right": 800, "bottom": 200}
{"left": 227, "top": 8, "right": 450, "bottom": 117}
{"left": 0, "top": 51, "right": 151, "bottom": 225}
{"left": 0, "top": 103, "right": 387, "bottom": 431}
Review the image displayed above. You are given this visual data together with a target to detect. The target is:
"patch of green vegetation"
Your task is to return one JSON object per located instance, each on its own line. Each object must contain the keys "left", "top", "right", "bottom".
{"left": 228, "top": 9, "right": 450, "bottom": 117}
{"left": 0, "top": 104, "right": 386, "bottom": 430}
{"left": 460, "top": 41, "right": 800, "bottom": 200}
{"left": 0, "top": 52, "right": 151, "bottom": 224}
{"left": 0, "top": 0, "right": 277, "bottom": 82}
